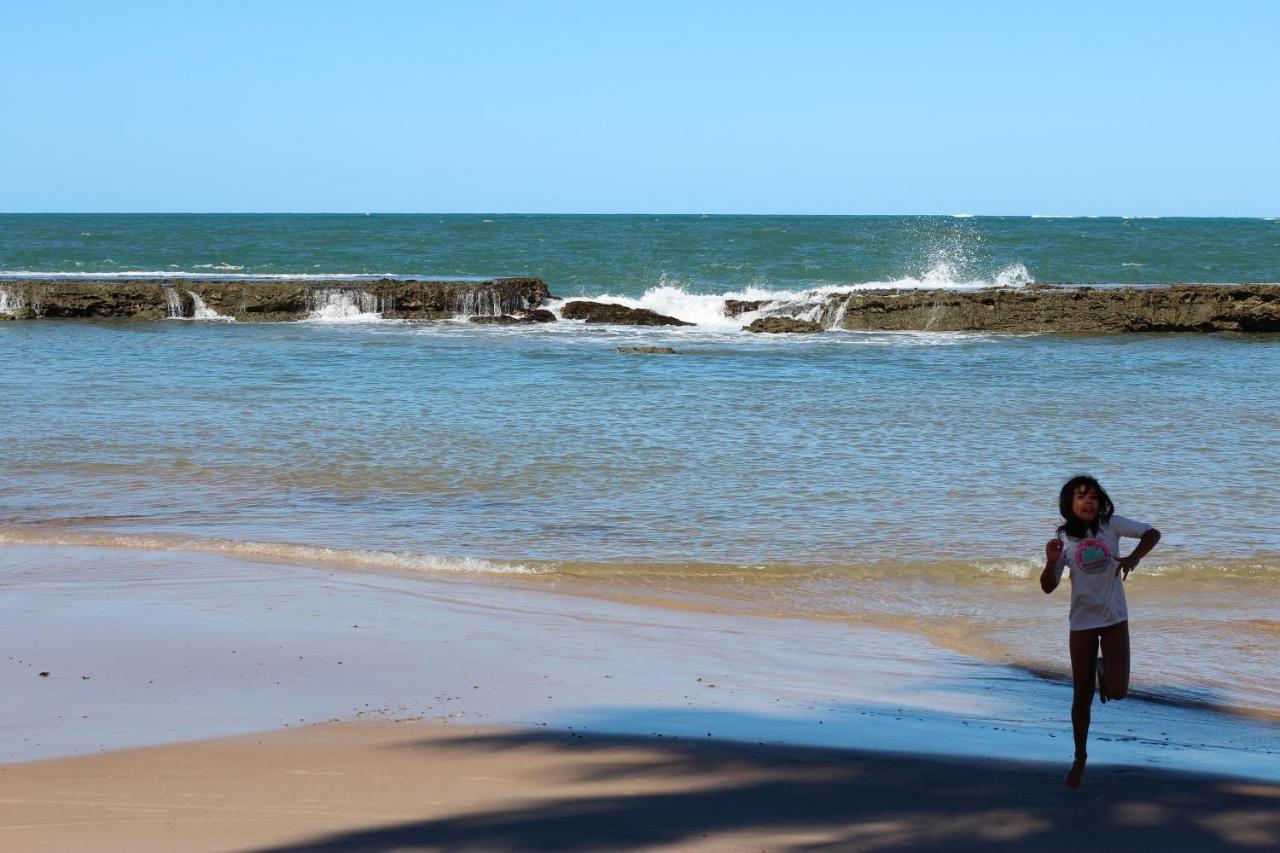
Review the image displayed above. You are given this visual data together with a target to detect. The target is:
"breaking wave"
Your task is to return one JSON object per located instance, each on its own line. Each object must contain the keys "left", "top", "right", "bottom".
{"left": 550, "top": 263, "right": 1034, "bottom": 329}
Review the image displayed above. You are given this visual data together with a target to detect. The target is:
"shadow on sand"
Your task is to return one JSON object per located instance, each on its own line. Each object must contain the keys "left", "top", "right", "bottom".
{"left": 252, "top": 720, "right": 1279, "bottom": 852}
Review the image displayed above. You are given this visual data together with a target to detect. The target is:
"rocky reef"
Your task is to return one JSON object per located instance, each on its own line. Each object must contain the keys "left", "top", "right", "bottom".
{"left": 0, "top": 278, "right": 550, "bottom": 322}
{"left": 560, "top": 301, "right": 692, "bottom": 326}
{"left": 746, "top": 317, "right": 823, "bottom": 334}
{"left": 724, "top": 299, "right": 766, "bottom": 318}
{"left": 3, "top": 279, "right": 1278, "bottom": 333}
{"left": 815, "top": 284, "right": 1280, "bottom": 333}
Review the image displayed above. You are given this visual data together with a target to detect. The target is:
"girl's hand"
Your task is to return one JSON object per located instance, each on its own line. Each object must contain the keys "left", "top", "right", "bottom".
{"left": 1045, "top": 539, "right": 1063, "bottom": 562}
{"left": 1116, "top": 555, "right": 1139, "bottom": 578}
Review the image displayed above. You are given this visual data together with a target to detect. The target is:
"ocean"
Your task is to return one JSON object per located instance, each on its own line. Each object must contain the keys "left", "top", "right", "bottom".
{"left": 1, "top": 214, "right": 1278, "bottom": 722}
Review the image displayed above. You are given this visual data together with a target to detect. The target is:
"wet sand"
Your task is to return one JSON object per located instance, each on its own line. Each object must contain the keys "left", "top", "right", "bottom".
{"left": 2, "top": 720, "right": 1277, "bottom": 852}
{"left": 2, "top": 543, "right": 1279, "bottom": 849}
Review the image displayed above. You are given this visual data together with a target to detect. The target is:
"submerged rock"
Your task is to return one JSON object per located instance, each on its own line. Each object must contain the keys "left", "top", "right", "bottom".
{"left": 518, "top": 309, "right": 557, "bottom": 323}
{"left": 469, "top": 308, "right": 559, "bottom": 325}
{"left": 561, "top": 301, "right": 693, "bottom": 326}
{"left": 617, "top": 346, "right": 677, "bottom": 354}
{"left": 746, "top": 317, "right": 824, "bottom": 334}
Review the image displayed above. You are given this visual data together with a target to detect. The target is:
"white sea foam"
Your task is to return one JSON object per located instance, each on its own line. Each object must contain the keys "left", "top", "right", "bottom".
{"left": 0, "top": 286, "right": 26, "bottom": 315}
{"left": 163, "top": 288, "right": 233, "bottom": 320}
{"left": 163, "top": 287, "right": 183, "bottom": 318}
{"left": 304, "top": 288, "right": 384, "bottom": 323}
{"left": 974, "top": 560, "right": 1039, "bottom": 579}
{"left": 553, "top": 279, "right": 743, "bottom": 330}
{"left": 189, "top": 291, "right": 231, "bottom": 321}
{"left": 0, "top": 529, "right": 537, "bottom": 575}
{"left": 552, "top": 264, "right": 1035, "bottom": 330}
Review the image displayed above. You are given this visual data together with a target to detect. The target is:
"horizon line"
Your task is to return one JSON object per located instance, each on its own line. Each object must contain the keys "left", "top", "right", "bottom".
{"left": 2, "top": 211, "right": 1277, "bottom": 219}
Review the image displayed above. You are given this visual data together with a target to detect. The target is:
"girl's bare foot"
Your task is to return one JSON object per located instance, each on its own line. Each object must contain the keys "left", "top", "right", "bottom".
{"left": 1065, "top": 754, "right": 1087, "bottom": 789}
{"left": 1097, "top": 657, "right": 1108, "bottom": 704}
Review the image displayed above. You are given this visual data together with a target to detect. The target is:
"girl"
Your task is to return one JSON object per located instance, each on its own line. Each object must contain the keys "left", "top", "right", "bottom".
{"left": 1040, "top": 475, "right": 1161, "bottom": 789}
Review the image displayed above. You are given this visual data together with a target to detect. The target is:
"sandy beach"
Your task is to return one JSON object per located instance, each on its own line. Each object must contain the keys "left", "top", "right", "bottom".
{"left": 3, "top": 543, "right": 1278, "bottom": 850}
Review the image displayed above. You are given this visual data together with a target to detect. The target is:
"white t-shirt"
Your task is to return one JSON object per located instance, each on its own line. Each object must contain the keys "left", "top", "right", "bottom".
{"left": 1053, "top": 515, "right": 1153, "bottom": 631}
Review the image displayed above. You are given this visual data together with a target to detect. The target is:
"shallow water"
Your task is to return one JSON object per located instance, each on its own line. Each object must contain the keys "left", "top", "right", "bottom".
{"left": 2, "top": 315, "right": 1278, "bottom": 718}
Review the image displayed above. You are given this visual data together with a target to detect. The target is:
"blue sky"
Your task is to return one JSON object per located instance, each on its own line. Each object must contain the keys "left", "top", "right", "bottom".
{"left": 2, "top": 1, "right": 1276, "bottom": 214}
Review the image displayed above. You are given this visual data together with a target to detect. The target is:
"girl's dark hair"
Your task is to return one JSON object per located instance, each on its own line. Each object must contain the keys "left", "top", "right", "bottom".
{"left": 1056, "top": 475, "right": 1114, "bottom": 538}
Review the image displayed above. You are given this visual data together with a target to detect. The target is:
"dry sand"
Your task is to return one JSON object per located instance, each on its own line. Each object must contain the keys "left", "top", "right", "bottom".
{"left": 2, "top": 720, "right": 1277, "bottom": 852}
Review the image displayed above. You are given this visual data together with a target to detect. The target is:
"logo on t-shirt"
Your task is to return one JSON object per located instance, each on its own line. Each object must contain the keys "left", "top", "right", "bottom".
{"left": 1075, "top": 539, "right": 1112, "bottom": 574}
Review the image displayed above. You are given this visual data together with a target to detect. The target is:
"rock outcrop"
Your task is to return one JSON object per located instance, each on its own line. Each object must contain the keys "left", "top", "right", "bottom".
{"left": 467, "top": 310, "right": 557, "bottom": 325}
{"left": 617, "top": 346, "right": 677, "bottom": 354}
{"left": 0, "top": 278, "right": 550, "bottom": 322}
{"left": 0, "top": 281, "right": 170, "bottom": 320}
{"left": 818, "top": 284, "right": 1280, "bottom": 333}
{"left": 746, "top": 317, "right": 824, "bottom": 334}
{"left": 724, "top": 299, "right": 766, "bottom": 318}
{"left": 560, "top": 301, "right": 693, "bottom": 326}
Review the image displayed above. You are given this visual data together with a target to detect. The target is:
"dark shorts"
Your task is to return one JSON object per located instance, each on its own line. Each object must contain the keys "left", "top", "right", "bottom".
{"left": 1069, "top": 620, "right": 1128, "bottom": 640}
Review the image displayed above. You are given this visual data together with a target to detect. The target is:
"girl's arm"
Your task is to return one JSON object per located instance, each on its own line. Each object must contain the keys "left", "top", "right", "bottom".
{"left": 1116, "top": 528, "right": 1161, "bottom": 578}
{"left": 1041, "top": 538, "right": 1064, "bottom": 593}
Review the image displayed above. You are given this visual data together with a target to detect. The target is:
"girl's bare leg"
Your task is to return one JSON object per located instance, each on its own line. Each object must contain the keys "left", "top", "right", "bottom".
{"left": 1098, "top": 620, "right": 1130, "bottom": 701}
{"left": 1066, "top": 629, "right": 1099, "bottom": 788}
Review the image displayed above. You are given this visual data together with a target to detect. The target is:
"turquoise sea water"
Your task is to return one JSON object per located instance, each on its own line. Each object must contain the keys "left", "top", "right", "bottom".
{"left": 2, "top": 214, "right": 1278, "bottom": 291}
{"left": 1, "top": 214, "right": 1278, "bottom": 720}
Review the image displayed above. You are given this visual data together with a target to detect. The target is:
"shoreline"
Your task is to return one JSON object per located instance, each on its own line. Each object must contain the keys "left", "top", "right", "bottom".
{"left": 6, "top": 525, "right": 1278, "bottom": 723}
{"left": 3, "top": 719, "right": 1277, "bottom": 852}
{"left": 3, "top": 544, "right": 1277, "bottom": 779}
